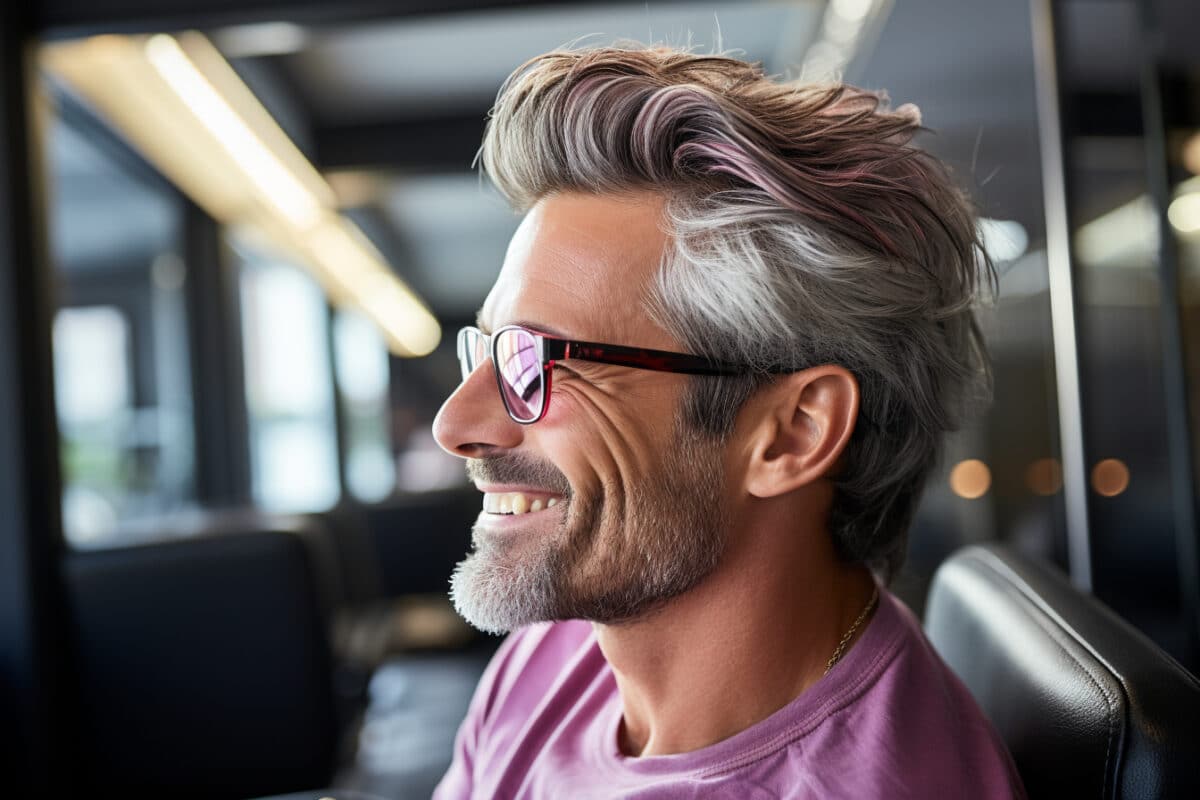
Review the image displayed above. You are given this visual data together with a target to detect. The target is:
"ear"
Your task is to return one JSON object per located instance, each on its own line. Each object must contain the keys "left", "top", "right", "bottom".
{"left": 742, "top": 366, "right": 860, "bottom": 499}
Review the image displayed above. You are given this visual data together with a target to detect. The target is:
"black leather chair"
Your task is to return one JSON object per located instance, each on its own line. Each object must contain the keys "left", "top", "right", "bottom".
{"left": 365, "top": 486, "right": 480, "bottom": 597}
{"left": 925, "top": 544, "right": 1200, "bottom": 799}
{"left": 65, "top": 521, "right": 339, "bottom": 799}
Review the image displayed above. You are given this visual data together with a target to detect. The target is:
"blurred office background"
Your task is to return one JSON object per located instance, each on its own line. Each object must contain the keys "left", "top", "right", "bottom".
{"left": 1, "top": 0, "right": 1198, "bottom": 798}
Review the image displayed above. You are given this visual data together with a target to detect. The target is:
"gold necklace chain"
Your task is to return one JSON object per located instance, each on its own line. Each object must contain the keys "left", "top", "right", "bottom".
{"left": 824, "top": 585, "right": 880, "bottom": 676}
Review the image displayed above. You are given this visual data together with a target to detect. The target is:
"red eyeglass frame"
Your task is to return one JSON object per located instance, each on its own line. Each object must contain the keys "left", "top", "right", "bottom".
{"left": 458, "top": 324, "right": 752, "bottom": 424}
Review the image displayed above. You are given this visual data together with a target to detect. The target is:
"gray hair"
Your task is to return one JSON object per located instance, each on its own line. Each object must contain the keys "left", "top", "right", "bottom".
{"left": 479, "top": 45, "right": 994, "bottom": 579}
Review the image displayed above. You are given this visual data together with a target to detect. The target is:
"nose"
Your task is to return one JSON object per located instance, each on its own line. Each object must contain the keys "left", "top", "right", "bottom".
{"left": 432, "top": 359, "right": 525, "bottom": 458}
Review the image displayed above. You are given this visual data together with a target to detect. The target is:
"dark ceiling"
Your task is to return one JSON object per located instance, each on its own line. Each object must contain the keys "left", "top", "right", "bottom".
{"left": 39, "top": 0, "right": 1200, "bottom": 320}
{"left": 224, "top": 0, "right": 1049, "bottom": 319}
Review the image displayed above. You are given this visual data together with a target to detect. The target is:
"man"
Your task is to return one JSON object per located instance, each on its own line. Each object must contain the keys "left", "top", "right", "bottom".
{"left": 431, "top": 45, "right": 1025, "bottom": 798}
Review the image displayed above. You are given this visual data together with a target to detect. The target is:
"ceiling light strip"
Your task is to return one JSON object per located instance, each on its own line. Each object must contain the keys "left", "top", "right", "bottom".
{"left": 42, "top": 33, "right": 440, "bottom": 357}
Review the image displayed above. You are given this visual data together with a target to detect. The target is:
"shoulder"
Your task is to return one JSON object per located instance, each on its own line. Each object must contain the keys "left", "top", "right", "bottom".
{"left": 789, "top": 590, "right": 1026, "bottom": 798}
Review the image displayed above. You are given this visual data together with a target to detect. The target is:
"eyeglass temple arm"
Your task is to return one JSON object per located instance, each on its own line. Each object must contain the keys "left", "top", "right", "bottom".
{"left": 545, "top": 337, "right": 744, "bottom": 376}
{"left": 539, "top": 331, "right": 882, "bottom": 427}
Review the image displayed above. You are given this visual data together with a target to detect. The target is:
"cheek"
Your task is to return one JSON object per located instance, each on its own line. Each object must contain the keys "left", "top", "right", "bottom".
{"left": 544, "top": 381, "right": 678, "bottom": 493}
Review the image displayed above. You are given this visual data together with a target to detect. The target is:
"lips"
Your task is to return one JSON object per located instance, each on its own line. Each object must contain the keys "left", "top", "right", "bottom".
{"left": 482, "top": 491, "right": 563, "bottom": 515}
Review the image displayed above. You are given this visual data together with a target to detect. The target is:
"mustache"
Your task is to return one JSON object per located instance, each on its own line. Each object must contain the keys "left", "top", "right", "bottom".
{"left": 467, "top": 453, "right": 572, "bottom": 496}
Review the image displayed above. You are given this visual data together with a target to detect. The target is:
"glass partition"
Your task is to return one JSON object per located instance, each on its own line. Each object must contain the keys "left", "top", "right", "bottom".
{"left": 235, "top": 236, "right": 341, "bottom": 513}
{"left": 45, "top": 106, "right": 196, "bottom": 547}
{"left": 1053, "top": 0, "right": 1199, "bottom": 664}
{"left": 334, "top": 308, "right": 396, "bottom": 503}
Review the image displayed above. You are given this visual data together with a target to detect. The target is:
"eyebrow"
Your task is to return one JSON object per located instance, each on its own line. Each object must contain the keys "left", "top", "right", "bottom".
{"left": 474, "top": 311, "right": 574, "bottom": 341}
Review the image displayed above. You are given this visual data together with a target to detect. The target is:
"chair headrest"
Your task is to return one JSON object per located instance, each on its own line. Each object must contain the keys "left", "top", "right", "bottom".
{"left": 925, "top": 545, "right": 1200, "bottom": 800}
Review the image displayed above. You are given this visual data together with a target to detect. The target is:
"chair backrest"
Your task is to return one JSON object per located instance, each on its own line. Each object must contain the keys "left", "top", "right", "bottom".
{"left": 925, "top": 544, "right": 1200, "bottom": 800}
{"left": 65, "top": 524, "right": 339, "bottom": 799}
{"left": 365, "top": 486, "right": 479, "bottom": 597}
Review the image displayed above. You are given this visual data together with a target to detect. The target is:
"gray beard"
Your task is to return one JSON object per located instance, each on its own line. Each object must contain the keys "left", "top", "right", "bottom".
{"left": 449, "top": 427, "right": 728, "bottom": 634}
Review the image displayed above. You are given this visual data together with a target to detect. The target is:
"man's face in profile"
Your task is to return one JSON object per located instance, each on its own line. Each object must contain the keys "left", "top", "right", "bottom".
{"left": 433, "top": 192, "right": 737, "bottom": 633}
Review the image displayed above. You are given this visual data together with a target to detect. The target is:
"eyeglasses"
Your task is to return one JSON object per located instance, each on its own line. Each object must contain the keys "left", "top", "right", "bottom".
{"left": 457, "top": 324, "right": 749, "bottom": 424}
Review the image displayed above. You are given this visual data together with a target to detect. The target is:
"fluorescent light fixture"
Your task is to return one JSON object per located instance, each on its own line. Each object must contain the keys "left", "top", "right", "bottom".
{"left": 1073, "top": 194, "right": 1158, "bottom": 268}
{"left": 1167, "top": 191, "right": 1200, "bottom": 235}
{"left": 304, "top": 218, "right": 441, "bottom": 357}
{"left": 213, "top": 22, "right": 309, "bottom": 58}
{"left": 822, "top": 13, "right": 863, "bottom": 46}
{"left": 326, "top": 170, "right": 385, "bottom": 209}
{"left": 145, "top": 34, "right": 320, "bottom": 229}
{"left": 832, "top": 0, "right": 875, "bottom": 24}
{"left": 977, "top": 218, "right": 1029, "bottom": 264}
{"left": 42, "top": 32, "right": 441, "bottom": 357}
{"left": 801, "top": 0, "right": 888, "bottom": 83}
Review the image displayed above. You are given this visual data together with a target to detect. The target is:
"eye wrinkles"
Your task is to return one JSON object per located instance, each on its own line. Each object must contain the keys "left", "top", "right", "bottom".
{"left": 555, "top": 361, "right": 645, "bottom": 397}
{"left": 553, "top": 371, "right": 673, "bottom": 439}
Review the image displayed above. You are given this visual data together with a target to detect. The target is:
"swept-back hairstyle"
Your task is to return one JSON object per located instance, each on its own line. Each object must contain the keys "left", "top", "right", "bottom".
{"left": 479, "top": 46, "right": 993, "bottom": 579}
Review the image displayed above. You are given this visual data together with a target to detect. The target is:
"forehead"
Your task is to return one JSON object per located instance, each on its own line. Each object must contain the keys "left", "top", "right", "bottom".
{"left": 478, "top": 191, "right": 672, "bottom": 343}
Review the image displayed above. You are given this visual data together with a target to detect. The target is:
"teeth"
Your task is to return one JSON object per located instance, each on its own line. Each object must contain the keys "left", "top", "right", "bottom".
{"left": 482, "top": 492, "right": 563, "bottom": 515}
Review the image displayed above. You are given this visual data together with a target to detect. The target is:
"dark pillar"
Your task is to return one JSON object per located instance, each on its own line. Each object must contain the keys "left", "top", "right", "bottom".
{"left": 184, "top": 202, "right": 253, "bottom": 506}
{"left": 0, "top": 5, "right": 71, "bottom": 795}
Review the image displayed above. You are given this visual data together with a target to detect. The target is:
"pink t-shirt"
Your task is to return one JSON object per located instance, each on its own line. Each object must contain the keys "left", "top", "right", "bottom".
{"left": 434, "top": 590, "right": 1026, "bottom": 799}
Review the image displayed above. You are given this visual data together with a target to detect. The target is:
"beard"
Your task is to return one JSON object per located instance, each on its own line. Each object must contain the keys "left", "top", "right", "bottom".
{"left": 449, "top": 419, "right": 729, "bottom": 634}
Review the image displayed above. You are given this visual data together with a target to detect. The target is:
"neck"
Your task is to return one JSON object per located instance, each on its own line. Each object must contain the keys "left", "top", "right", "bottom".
{"left": 594, "top": 500, "right": 877, "bottom": 757}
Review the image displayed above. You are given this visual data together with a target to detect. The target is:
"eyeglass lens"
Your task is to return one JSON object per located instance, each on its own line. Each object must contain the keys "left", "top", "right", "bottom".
{"left": 458, "top": 328, "right": 488, "bottom": 381}
{"left": 495, "top": 328, "right": 544, "bottom": 422}
{"left": 457, "top": 327, "right": 545, "bottom": 422}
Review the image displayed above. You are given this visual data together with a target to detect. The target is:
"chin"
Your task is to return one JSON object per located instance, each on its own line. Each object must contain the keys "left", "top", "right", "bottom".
{"left": 449, "top": 538, "right": 560, "bottom": 635}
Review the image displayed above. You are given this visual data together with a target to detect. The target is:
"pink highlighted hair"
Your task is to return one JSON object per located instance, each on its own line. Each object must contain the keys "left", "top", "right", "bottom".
{"left": 480, "top": 46, "right": 995, "bottom": 579}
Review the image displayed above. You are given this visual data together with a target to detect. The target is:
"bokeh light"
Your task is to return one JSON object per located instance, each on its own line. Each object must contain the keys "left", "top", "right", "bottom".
{"left": 1091, "top": 459, "right": 1130, "bottom": 497}
{"left": 1025, "top": 458, "right": 1063, "bottom": 496}
{"left": 949, "top": 459, "right": 992, "bottom": 499}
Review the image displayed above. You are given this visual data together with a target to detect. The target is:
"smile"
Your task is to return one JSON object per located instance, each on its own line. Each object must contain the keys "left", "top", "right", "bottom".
{"left": 482, "top": 492, "right": 562, "bottom": 515}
